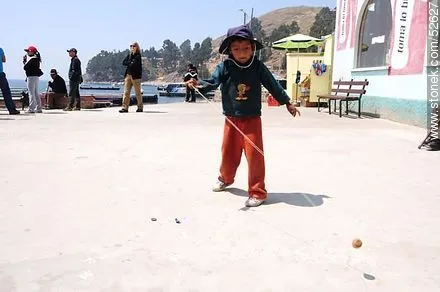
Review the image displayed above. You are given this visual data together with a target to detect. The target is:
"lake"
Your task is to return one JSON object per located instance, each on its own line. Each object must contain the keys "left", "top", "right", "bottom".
{"left": 7, "top": 79, "right": 182, "bottom": 104}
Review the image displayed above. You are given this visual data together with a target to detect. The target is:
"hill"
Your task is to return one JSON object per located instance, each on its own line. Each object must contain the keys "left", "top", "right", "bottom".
{"left": 159, "top": 6, "right": 323, "bottom": 82}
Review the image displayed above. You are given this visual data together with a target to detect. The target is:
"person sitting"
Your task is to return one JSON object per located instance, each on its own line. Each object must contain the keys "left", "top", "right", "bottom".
{"left": 47, "top": 69, "right": 67, "bottom": 109}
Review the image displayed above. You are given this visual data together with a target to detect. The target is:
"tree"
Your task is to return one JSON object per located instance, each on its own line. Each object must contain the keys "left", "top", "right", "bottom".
{"left": 269, "top": 21, "right": 300, "bottom": 43}
{"left": 309, "top": 7, "right": 336, "bottom": 38}
{"left": 248, "top": 17, "right": 271, "bottom": 62}
{"left": 144, "top": 47, "right": 160, "bottom": 68}
{"left": 199, "top": 37, "right": 212, "bottom": 62}
{"left": 198, "top": 37, "right": 212, "bottom": 78}
{"left": 162, "top": 39, "right": 180, "bottom": 73}
{"left": 180, "top": 39, "right": 192, "bottom": 63}
{"left": 191, "top": 42, "right": 202, "bottom": 68}
{"left": 86, "top": 50, "right": 128, "bottom": 82}
{"left": 249, "top": 17, "right": 266, "bottom": 43}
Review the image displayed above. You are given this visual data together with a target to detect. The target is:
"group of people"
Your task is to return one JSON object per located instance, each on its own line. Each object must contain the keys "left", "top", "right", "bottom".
{"left": 0, "top": 46, "right": 83, "bottom": 114}
{"left": 2, "top": 25, "right": 300, "bottom": 207}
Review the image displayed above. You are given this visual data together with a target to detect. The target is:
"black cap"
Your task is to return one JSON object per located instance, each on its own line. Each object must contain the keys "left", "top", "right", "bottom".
{"left": 50, "top": 69, "right": 57, "bottom": 75}
{"left": 67, "top": 48, "right": 77, "bottom": 53}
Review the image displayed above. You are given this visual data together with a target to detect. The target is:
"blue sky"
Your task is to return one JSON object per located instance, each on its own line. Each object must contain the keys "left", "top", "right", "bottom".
{"left": 1, "top": 0, "right": 335, "bottom": 80}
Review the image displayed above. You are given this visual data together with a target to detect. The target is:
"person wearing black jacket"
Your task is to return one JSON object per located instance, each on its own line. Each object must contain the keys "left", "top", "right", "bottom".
{"left": 183, "top": 64, "right": 198, "bottom": 102}
{"left": 23, "top": 45, "right": 43, "bottom": 113}
{"left": 119, "top": 41, "right": 143, "bottom": 113}
{"left": 64, "top": 48, "right": 82, "bottom": 111}
{"left": 47, "top": 68, "right": 67, "bottom": 109}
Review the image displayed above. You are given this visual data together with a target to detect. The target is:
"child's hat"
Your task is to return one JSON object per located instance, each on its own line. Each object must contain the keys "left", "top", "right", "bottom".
{"left": 219, "top": 25, "right": 263, "bottom": 55}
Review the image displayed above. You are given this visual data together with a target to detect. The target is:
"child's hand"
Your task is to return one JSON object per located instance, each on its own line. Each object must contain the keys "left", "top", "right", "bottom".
{"left": 286, "top": 103, "right": 300, "bottom": 117}
{"left": 186, "top": 78, "right": 199, "bottom": 89}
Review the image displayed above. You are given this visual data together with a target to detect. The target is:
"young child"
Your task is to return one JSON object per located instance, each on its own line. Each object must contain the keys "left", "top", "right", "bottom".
{"left": 188, "top": 25, "right": 300, "bottom": 207}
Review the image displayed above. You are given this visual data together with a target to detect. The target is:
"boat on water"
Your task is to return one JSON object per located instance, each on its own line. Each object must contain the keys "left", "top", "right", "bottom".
{"left": 162, "top": 82, "right": 214, "bottom": 98}
{"left": 80, "top": 83, "right": 120, "bottom": 90}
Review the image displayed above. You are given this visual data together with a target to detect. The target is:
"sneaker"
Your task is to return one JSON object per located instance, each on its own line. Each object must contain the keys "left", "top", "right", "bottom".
{"left": 212, "top": 179, "right": 231, "bottom": 192}
{"left": 26, "top": 110, "right": 36, "bottom": 114}
{"left": 73, "top": 107, "right": 81, "bottom": 111}
{"left": 36, "top": 109, "right": 43, "bottom": 113}
{"left": 63, "top": 107, "right": 73, "bottom": 111}
{"left": 245, "top": 197, "right": 265, "bottom": 207}
{"left": 9, "top": 110, "right": 20, "bottom": 115}
{"left": 119, "top": 108, "right": 128, "bottom": 113}
{"left": 136, "top": 108, "right": 143, "bottom": 112}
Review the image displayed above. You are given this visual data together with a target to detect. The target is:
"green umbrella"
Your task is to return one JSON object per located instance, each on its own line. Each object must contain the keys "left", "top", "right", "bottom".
{"left": 271, "top": 39, "right": 322, "bottom": 50}
{"left": 270, "top": 34, "right": 324, "bottom": 103}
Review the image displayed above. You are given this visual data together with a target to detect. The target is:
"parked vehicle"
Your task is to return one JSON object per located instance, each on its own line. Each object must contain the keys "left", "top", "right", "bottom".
{"left": 166, "top": 83, "right": 186, "bottom": 97}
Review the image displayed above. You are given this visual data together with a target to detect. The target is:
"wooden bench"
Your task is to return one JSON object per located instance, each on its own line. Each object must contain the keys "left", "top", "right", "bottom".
{"left": 317, "top": 79, "right": 369, "bottom": 118}
{"left": 81, "top": 95, "right": 113, "bottom": 109}
{"left": 0, "top": 87, "right": 28, "bottom": 110}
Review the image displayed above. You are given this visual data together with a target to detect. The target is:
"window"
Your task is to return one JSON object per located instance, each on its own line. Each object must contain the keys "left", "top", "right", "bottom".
{"left": 356, "top": 0, "right": 392, "bottom": 68}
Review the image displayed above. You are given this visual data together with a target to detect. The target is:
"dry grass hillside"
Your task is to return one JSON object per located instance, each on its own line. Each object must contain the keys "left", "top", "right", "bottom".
{"left": 208, "top": 6, "right": 323, "bottom": 79}
{"left": 160, "top": 6, "right": 324, "bottom": 82}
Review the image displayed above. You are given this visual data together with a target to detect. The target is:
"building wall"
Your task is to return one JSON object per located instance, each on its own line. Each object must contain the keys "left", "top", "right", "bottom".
{"left": 333, "top": 0, "right": 428, "bottom": 127}
{"left": 286, "top": 53, "right": 324, "bottom": 100}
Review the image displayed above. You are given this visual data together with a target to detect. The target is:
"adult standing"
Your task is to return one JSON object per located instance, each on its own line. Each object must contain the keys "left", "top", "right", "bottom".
{"left": 183, "top": 63, "right": 198, "bottom": 102}
{"left": 47, "top": 69, "right": 67, "bottom": 109}
{"left": 65, "top": 48, "right": 82, "bottom": 111}
{"left": 23, "top": 45, "right": 43, "bottom": 113}
{"left": 0, "top": 47, "right": 20, "bottom": 115}
{"left": 119, "top": 41, "right": 143, "bottom": 113}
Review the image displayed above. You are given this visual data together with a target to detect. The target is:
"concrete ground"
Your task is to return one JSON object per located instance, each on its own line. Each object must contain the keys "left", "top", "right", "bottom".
{"left": 0, "top": 100, "right": 439, "bottom": 292}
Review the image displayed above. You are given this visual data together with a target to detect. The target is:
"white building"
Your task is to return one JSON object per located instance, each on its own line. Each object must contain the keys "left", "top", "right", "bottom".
{"left": 333, "top": 0, "right": 436, "bottom": 127}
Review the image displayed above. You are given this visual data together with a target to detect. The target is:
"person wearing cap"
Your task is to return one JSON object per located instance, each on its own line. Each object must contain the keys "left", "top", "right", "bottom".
{"left": 119, "top": 41, "right": 143, "bottom": 113}
{"left": 186, "top": 25, "right": 300, "bottom": 207}
{"left": 47, "top": 69, "right": 67, "bottom": 109}
{"left": 183, "top": 63, "right": 198, "bottom": 102}
{"left": 0, "top": 47, "right": 20, "bottom": 115}
{"left": 23, "top": 45, "right": 43, "bottom": 113}
{"left": 64, "top": 48, "right": 82, "bottom": 111}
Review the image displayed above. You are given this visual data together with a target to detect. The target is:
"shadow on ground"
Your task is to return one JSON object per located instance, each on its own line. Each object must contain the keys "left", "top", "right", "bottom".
{"left": 226, "top": 187, "right": 330, "bottom": 207}
{"left": 0, "top": 117, "right": 14, "bottom": 120}
{"left": 140, "top": 111, "right": 168, "bottom": 114}
{"left": 81, "top": 109, "right": 104, "bottom": 112}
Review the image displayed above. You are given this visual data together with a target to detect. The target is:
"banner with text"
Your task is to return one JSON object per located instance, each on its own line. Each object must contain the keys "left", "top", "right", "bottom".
{"left": 336, "top": 0, "right": 358, "bottom": 51}
{"left": 389, "top": 0, "right": 428, "bottom": 75}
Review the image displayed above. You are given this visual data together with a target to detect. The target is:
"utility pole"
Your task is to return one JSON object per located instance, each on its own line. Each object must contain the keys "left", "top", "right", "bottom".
{"left": 239, "top": 9, "right": 247, "bottom": 25}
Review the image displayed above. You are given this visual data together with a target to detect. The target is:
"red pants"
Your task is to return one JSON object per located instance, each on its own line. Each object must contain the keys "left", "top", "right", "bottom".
{"left": 219, "top": 116, "right": 267, "bottom": 200}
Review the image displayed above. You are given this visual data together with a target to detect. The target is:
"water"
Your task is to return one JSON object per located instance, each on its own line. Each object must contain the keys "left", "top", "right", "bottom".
{"left": 7, "top": 79, "right": 182, "bottom": 104}
{"left": 8, "top": 78, "right": 49, "bottom": 93}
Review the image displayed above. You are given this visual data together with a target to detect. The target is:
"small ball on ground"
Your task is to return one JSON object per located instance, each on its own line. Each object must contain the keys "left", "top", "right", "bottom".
{"left": 352, "top": 238, "right": 362, "bottom": 248}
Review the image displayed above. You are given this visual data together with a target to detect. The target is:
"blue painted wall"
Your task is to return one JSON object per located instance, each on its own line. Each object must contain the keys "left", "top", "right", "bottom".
{"left": 360, "top": 95, "right": 426, "bottom": 127}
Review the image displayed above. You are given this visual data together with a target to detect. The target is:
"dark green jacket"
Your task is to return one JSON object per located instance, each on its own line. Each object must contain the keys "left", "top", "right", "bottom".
{"left": 200, "top": 58, "right": 290, "bottom": 117}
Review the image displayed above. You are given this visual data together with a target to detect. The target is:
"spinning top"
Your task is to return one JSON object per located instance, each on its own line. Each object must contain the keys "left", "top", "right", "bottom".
{"left": 352, "top": 238, "right": 363, "bottom": 248}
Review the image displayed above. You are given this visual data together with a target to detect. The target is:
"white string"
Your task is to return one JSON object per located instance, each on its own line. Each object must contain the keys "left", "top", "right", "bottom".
{"left": 220, "top": 46, "right": 257, "bottom": 69}
{"left": 192, "top": 87, "right": 264, "bottom": 157}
